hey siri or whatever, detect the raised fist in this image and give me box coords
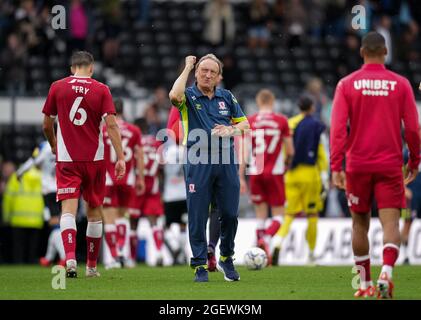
[185,56,197,70]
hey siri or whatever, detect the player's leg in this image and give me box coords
[306,213,318,264]
[128,213,140,266]
[304,174,321,264]
[375,170,404,299]
[103,206,121,269]
[264,175,286,263]
[128,193,142,265]
[60,198,79,277]
[146,213,164,266]
[115,207,129,261]
[85,205,103,277]
[56,162,83,277]
[347,171,375,297]
[40,193,64,266]
[207,198,220,271]
[249,175,267,244]
[103,186,120,266]
[377,208,400,299]
[400,215,412,265]
[164,200,188,265]
[143,193,165,266]
[351,211,375,297]
[272,172,300,265]
[82,160,107,277]
[401,187,415,264]
[214,163,240,281]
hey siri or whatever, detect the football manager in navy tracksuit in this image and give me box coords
[169,54,249,282]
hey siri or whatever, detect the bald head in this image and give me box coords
[361,31,387,59]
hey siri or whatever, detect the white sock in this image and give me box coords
[272,215,283,224]
[87,221,103,238]
[360,280,373,290]
[51,228,65,260]
[45,230,57,261]
[60,213,76,232]
[272,234,284,249]
[381,265,393,279]
[256,218,265,229]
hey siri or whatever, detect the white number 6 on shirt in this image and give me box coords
[69,97,87,126]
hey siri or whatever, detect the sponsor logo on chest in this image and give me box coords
[218,101,229,116]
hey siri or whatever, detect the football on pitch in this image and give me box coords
[244,247,268,270]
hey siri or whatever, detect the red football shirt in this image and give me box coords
[330,63,420,172]
[104,118,142,186]
[248,111,290,175]
[42,75,116,162]
[142,134,162,178]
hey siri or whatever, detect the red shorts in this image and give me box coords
[128,176,163,217]
[104,184,135,208]
[56,161,106,208]
[129,194,164,217]
[346,170,404,213]
[249,174,285,206]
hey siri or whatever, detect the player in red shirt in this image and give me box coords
[330,32,420,299]
[240,89,294,264]
[42,51,125,278]
[130,118,165,266]
[103,99,145,269]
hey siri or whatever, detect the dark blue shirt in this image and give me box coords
[175,84,246,150]
[291,115,325,169]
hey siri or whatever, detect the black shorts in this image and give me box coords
[43,193,61,217]
[164,200,187,227]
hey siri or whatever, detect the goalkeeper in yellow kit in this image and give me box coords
[272,96,328,265]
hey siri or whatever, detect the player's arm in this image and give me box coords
[402,79,420,185]
[135,137,145,195]
[283,136,294,168]
[16,145,45,179]
[330,80,349,189]
[105,114,125,179]
[42,115,56,155]
[281,118,294,168]
[169,56,196,108]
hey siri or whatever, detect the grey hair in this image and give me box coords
[195,53,223,75]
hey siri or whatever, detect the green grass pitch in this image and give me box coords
[0,265,420,300]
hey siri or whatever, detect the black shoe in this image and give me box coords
[272,247,280,266]
[66,268,77,278]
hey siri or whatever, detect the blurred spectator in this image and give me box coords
[323,0,347,38]
[304,77,329,123]
[2,166,44,264]
[338,32,362,77]
[0,161,15,201]
[0,33,27,95]
[144,87,172,135]
[137,0,150,26]
[15,0,40,54]
[408,0,421,27]
[285,0,308,48]
[271,0,285,34]
[307,0,325,38]
[101,0,122,67]
[247,0,271,49]
[396,22,420,62]
[67,0,89,55]
[375,15,393,65]
[203,0,236,48]
[221,54,241,90]
[0,1,15,43]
